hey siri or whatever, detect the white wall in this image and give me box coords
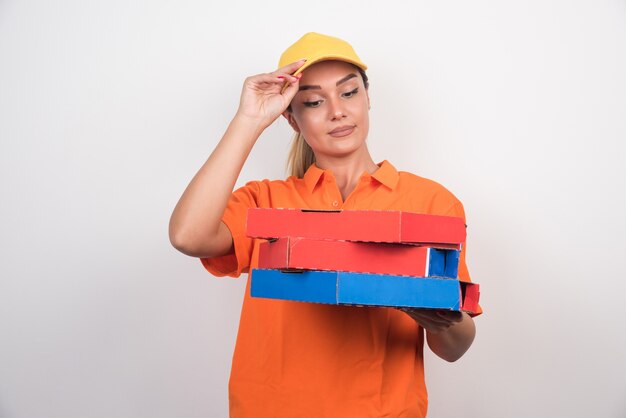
[1,0,625,417]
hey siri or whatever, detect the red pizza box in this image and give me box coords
[460,282,480,313]
[246,209,466,247]
[258,237,459,278]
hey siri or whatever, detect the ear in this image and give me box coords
[282,110,301,133]
[366,89,371,110]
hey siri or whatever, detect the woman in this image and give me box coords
[170,32,478,418]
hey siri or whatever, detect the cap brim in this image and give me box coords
[291,55,367,76]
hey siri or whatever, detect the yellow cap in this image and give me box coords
[278,32,367,76]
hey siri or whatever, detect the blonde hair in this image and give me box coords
[287,132,316,178]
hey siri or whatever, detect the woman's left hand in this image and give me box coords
[397,308,464,334]
[398,308,475,362]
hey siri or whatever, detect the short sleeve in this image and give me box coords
[200,181,262,278]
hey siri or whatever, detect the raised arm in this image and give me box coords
[169,60,305,258]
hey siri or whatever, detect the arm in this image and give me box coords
[169,60,305,258]
[400,309,476,362]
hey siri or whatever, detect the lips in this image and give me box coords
[328,125,355,137]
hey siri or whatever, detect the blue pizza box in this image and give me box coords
[250,269,466,310]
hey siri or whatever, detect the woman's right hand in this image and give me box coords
[235,59,306,129]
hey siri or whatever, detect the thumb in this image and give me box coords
[280,75,301,102]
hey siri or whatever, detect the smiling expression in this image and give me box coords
[284,60,370,160]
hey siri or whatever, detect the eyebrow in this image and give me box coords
[298,73,358,91]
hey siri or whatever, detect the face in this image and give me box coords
[283,60,370,161]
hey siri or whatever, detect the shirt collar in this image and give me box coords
[303,163,326,193]
[302,160,399,193]
[371,160,399,190]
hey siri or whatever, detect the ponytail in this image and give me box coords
[287,132,315,178]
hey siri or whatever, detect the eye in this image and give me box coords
[342,87,359,98]
[303,100,323,108]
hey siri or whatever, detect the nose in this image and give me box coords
[328,97,346,121]
[331,110,346,121]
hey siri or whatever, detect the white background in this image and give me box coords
[1,0,625,417]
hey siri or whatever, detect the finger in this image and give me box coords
[403,307,449,320]
[418,316,453,328]
[244,73,289,92]
[246,59,305,87]
[402,309,463,334]
[436,310,463,323]
[274,72,300,83]
[244,70,298,94]
[401,309,452,327]
[280,72,302,96]
[276,58,307,76]
[410,315,452,334]
[426,324,453,334]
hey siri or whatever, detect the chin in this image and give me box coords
[320,144,367,159]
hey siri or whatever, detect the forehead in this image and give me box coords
[298,60,361,86]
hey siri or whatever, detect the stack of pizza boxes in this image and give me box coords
[247,209,480,313]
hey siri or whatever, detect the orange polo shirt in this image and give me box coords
[202,161,476,418]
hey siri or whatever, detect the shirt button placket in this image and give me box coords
[324,176,342,209]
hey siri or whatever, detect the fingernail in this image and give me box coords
[277,76,285,79]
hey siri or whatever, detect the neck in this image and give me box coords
[314,147,378,200]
